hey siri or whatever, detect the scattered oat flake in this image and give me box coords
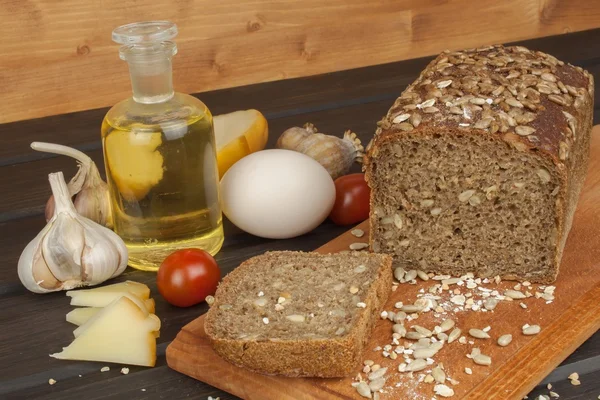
[121,367,130,375]
[523,325,541,335]
[351,229,365,238]
[356,380,371,398]
[101,366,110,372]
[48,378,56,385]
[349,242,369,250]
[465,367,472,375]
[568,372,579,380]
[570,379,581,386]
[434,384,455,397]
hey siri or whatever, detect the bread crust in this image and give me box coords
[364,45,594,284]
[205,251,393,377]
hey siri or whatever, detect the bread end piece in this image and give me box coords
[364,45,594,284]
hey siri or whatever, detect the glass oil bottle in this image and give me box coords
[102,21,223,271]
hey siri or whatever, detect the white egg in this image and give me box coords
[220,149,336,239]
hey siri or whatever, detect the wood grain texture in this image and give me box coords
[166,127,600,399]
[2,30,599,166]
[2,0,600,123]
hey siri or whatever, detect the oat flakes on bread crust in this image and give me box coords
[364,45,594,283]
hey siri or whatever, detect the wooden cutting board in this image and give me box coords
[166,126,600,400]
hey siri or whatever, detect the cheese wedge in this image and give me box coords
[51,296,160,367]
[72,293,151,337]
[67,281,150,307]
[66,298,155,326]
[214,109,269,178]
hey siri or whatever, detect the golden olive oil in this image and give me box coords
[102,97,223,271]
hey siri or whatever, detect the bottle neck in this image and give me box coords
[127,56,174,104]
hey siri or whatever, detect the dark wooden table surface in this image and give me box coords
[1,30,599,400]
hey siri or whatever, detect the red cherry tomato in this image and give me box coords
[329,173,370,225]
[157,249,221,307]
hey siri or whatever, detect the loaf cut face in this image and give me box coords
[204,251,392,377]
[365,45,594,284]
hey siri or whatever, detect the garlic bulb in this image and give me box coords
[18,172,128,294]
[31,142,112,228]
[276,123,364,180]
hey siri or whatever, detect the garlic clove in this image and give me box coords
[78,217,127,283]
[31,240,62,291]
[18,224,57,293]
[97,224,128,279]
[42,213,86,283]
[73,179,113,228]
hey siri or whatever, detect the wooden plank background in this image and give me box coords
[1,0,600,123]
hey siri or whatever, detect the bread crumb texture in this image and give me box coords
[205,251,392,377]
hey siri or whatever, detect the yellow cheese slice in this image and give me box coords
[73,293,150,337]
[66,281,150,307]
[51,296,160,367]
[65,307,96,326]
[214,109,268,178]
[66,298,155,326]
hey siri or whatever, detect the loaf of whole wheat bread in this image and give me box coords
[204,251,392,377]
[364,45,594,284]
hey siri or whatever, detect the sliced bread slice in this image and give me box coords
[204,250,392,377]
